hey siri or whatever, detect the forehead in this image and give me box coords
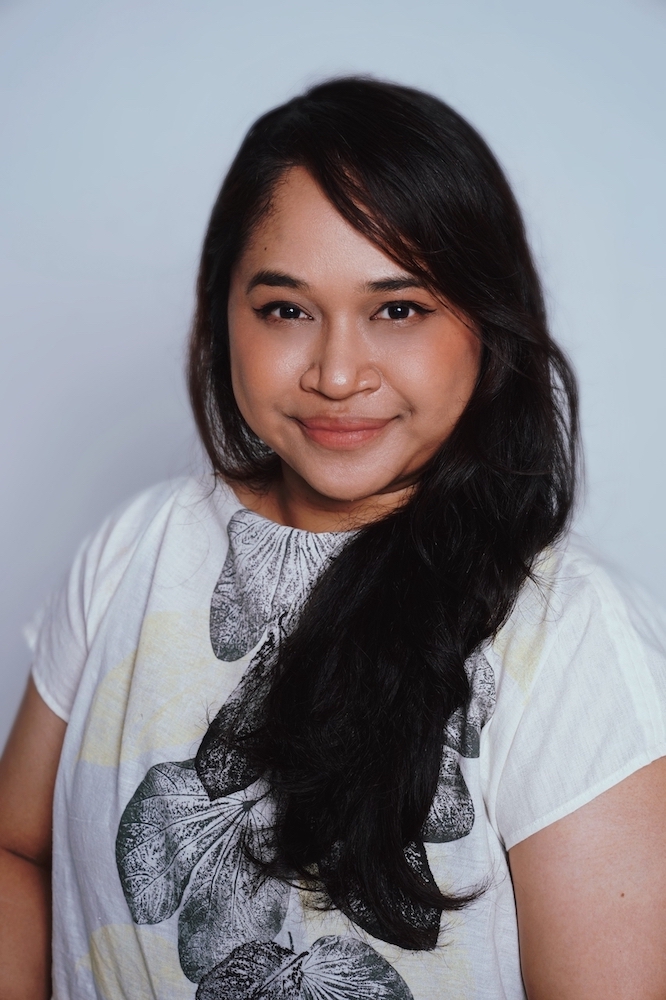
[236,166,409,286]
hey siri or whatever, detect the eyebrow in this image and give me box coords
[364,276,427,293]
[246,270,308,293]
[246,269,427,295]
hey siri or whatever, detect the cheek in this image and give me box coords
[393,331,481,425]
[229,324,303,427]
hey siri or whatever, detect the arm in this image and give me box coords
[509,756,666,1000]
[0,678,67,1000]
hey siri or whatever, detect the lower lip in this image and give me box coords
[296,421,391,450]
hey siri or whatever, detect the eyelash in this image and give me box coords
[254,302,313,321]
[373,301,435,321]
[253,300,435,322]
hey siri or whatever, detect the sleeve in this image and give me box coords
[24,478,186,723]
[489,551,666,851]
[24,520,113,723]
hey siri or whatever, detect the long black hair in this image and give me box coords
[189,77,579,950]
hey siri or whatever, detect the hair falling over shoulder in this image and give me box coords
[188,77,579,950]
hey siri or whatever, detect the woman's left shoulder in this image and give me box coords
[489,532,666,692]
[484,533,666,850]
[541,532,666,662]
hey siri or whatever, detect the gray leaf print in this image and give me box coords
[210,509,348,661]
[421,746,475,843]
[116,760,222,925]
[115,762,289,983]
[196,935,414,1000]
[177,783,288,982]
[422,649,495,843]
[196,628,279,800]
[444,649,496,758]
[197,940,291,1000]
[320,840,440,949]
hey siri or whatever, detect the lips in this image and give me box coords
[295,416,393,450]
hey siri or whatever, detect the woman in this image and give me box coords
[1,77,665,1000]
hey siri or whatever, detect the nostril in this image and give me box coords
[301,361,381,400]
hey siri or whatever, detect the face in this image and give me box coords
[227,167,481,523]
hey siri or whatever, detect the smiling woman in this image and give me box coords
[2,77,666,1000]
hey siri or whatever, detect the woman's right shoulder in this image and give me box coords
[26,475,242,721]
[77,474,241,580]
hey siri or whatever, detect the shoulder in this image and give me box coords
[488,532,666,699]
[77,474,240,583]
[26,476,243,721]
[484,533,666,848]
[27,475,242,654]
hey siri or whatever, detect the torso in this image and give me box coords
[33,477,666,999]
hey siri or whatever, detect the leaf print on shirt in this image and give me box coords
[421,649,496,844]
[444,649,496,759]
[115,761,289,982]
[196,629,279,800]
[210,509,349,661]
[421,746,475,843]
[320,839,441,950]
[116,511,497,987]
[196,935,414,1000]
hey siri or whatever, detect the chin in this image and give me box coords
[299,469,400,506]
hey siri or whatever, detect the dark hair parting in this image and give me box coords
[188,76,579,950]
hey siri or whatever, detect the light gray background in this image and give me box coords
[1,0,665,747]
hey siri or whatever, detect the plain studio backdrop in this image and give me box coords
[1,0,665,747]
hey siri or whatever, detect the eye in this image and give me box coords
[254,301,312,321]
[372,301,434,322]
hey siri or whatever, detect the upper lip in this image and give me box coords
[295,416,393,431]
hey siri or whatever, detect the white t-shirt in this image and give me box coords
[27,476,666,1000]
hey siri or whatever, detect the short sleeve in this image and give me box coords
[25,529,102,722]
[24,478,188,723]
[488,546,666,850]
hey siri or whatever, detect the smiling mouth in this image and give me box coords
[295,416,394,450]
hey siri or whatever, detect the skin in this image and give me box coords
[2,166,665,999]
[0,679,65,999]
[511,759,666,998]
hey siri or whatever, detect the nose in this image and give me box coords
[299,319,381,399]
